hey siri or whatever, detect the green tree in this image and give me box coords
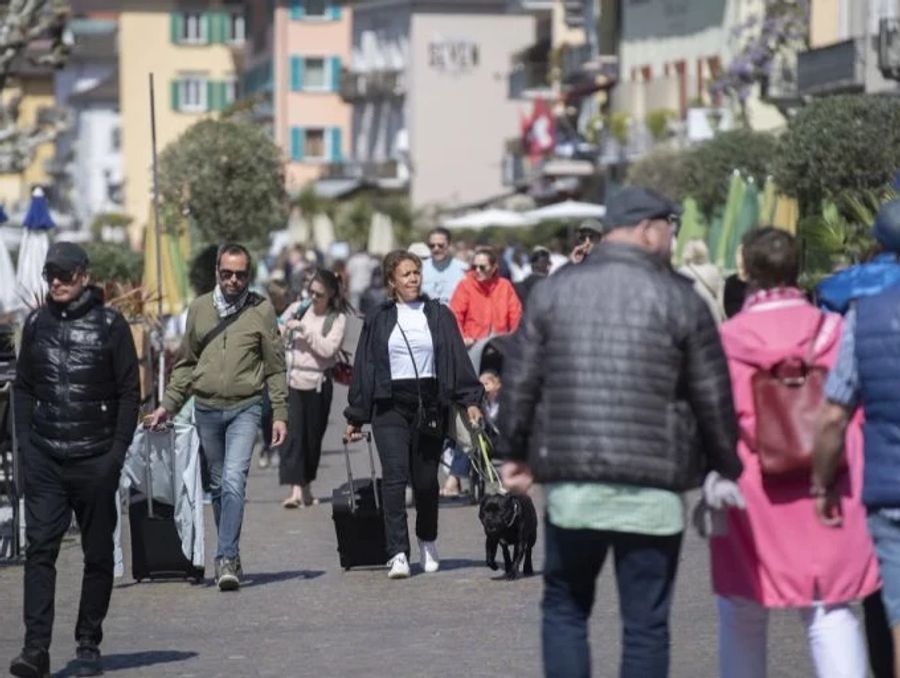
[774,95,900,217]
[84,242,143,284]
[158,119,288,249]
[626,148,693,203]
[683,128,778,217]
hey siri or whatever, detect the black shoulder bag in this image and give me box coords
[196,292,263,358]
[396,322,443,439]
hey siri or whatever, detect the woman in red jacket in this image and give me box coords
[449,246,522,346]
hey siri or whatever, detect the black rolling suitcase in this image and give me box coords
[332,432,387,570]
[129,425,204,583]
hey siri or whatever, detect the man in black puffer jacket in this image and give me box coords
[498,188,742,678]
[10,243,140,678]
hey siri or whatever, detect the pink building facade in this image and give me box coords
[245,0,352,192]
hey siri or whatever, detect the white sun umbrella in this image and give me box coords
[16,187,55,306]
[367,212,395,256]
[0,236,16,313]
[525,200,606,222]
[442,208,538,230]
[287,206,311,245]
[312,212,335,253]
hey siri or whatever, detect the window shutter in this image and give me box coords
[210,11,225,43]
[206,80,216,111]
[329,56,342,91]
[290,56,304,91]
[329,127,343,162]
[329,2,342,20]
[170,12,183,43]
[171,80,180,111]
[291,127,305,161]
[221,81,231,108]
[201,12,211,44]
[290,0,304,20]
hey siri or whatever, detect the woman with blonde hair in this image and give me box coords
[678,239,725,324]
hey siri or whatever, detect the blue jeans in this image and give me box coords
[194,401,262,560]
[542,518,682,678]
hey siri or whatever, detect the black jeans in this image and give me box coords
[542,518,683,678]
[22,445,121,650]
[280,380,333,486]
[371,379,443,558]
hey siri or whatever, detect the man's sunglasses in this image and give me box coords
[428,241,447,250]
[219,269,249,282]
[42,266,78,284]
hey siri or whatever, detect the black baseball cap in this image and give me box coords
[44,241,89,272]
[604,187,682,231]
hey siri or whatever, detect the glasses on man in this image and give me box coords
[42,266,78,284]
[428,241,447,250]
[219,269,249,282]
[667,213,681,235]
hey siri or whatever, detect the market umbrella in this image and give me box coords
[772,195,799,234]
[142,209,190,316]
[443,208,537,230]
[0,236,15,313]
[673,197,707,265]
[725,177,760,271]
[312,213,335,253]
[524,200,606,222]
[758,176,777,226]
[367,212,395,256]
[15,187,55,306]
[714,171,745,269]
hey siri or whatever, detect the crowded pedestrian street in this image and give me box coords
[1,383,820,678]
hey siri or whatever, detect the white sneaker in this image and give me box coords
[419,539,440,573]
[387,553,410,579]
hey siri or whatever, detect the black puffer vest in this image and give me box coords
[26,286,119,459]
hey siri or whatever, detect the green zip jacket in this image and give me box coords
[162,292,288,421]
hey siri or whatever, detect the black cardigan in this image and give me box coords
[344,297,484,426]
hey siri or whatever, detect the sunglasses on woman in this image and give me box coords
[474,264,492,273]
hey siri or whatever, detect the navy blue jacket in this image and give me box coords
[856,286,900,507]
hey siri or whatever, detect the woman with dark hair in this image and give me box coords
[345,250,483,579]
[710,228,878,677]
[279,269,349,508]
[450,246,522,347]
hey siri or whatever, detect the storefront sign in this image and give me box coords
[428,37,479,73]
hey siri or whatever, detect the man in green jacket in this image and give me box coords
[149,243,288,591]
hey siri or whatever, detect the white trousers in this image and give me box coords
[717,596,867,678]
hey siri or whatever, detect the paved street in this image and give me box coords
[1,385,824,677]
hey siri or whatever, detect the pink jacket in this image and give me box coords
[710,289,880,607]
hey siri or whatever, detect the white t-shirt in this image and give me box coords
[388,301,435,379]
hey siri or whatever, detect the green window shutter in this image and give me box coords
[201,13,211,44]
[220,81,231,108]
[170,12,183,43]
[329,127,342,162]
[291,127,305,161]
[171,80,180,111]
[329,56,341,91]
[329,2,342,20]
[209,11,223,43]
[290,0,304,20]
[206,80,215,111]
[290,56,304,91]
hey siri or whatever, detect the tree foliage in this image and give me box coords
[158,119,288,249]
[774,96,900,217]
[683,128,778,217]
[625,149,693,203]
[84,242,143,284]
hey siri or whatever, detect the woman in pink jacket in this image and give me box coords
[712,228,880,678]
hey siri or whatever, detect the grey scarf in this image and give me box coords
[212,284,250,318]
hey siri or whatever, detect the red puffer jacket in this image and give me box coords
[449,272,522,342]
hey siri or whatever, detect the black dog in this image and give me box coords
[478,493,537,579]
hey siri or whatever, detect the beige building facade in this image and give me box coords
[119,0,244,244]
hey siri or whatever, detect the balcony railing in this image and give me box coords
[339,69,405,102]
[321,159,401,181]
[508,61,550,99]
[797,38,865,96]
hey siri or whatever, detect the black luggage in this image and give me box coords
[129,425,204,583]
[332,432,387,570]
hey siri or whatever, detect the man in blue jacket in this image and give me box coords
[814,198,900,678]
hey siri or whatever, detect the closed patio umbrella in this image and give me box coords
[15,187,55,306]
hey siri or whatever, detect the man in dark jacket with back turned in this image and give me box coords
[498,187,742,678]
[10,243,140,678]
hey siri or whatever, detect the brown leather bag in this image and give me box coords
[751,313,828,477]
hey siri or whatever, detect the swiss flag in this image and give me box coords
[521,98,556,159]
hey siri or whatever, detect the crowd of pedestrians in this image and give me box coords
[10,188,900,678]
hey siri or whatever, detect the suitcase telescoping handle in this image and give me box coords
[141,420,175,519]
[341,431,380,513]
